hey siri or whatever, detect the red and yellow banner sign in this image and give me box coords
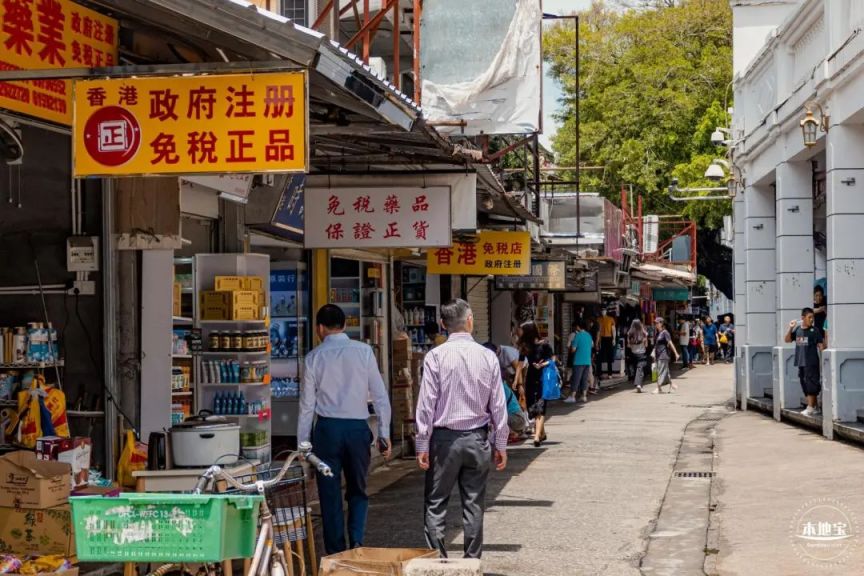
[73,72,308,177]
[0,0,118,124]
[427,231,531,275]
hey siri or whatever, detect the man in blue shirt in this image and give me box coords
[702,316,719,366]
[299,304,392,554]
[564,320,594,403]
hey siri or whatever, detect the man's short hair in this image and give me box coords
[814,285,824,296]
[655,317,665,326]
[802,307,815,316]
[316,304,346,329]
[482,342,498,354]
[441,299,472,332]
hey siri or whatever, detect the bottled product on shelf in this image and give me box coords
[271,376,300,399]
[201,360,269,384]
[206,330,268,352]
[212,392,269,416]
[0,323,60,365]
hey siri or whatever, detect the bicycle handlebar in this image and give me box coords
[194,443,332,494]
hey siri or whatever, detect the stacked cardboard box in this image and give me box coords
[392,368,414,424]
[200,276,267,320]
[0,451,75,557]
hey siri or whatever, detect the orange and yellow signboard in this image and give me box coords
[427,231,531,276]
[0,0,118,125]
[73,72,308,177]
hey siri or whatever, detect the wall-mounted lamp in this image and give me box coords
[800,101,829,148]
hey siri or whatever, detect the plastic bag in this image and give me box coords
[4,374,69,448]
[541,363,561,401]
[117,429,148,488]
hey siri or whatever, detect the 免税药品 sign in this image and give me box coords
[73,72,307,176]
[304,186,451,249]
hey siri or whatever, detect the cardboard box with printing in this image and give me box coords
[0,504,75,556]
[0,451,71,509]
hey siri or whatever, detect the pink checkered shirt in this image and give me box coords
[415,333,509,453]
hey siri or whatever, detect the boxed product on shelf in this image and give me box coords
[214,276,246,291]
[173,282,182,316]
[242,277,264,291]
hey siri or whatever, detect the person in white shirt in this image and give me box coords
[678,317,691,369]
[299,304,392,555]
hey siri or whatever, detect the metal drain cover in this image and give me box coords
[675,471,716,478]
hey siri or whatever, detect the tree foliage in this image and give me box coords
[544,0,733,227]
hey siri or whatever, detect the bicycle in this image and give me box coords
[72,443,332,576]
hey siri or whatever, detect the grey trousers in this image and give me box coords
[424,428,491,559]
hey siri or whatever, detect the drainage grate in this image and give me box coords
[675,471,716,479]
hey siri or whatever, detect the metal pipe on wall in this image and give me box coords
[102,179,118,479]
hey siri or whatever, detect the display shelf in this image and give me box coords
[171,390,193,396]
[172,354,193,359]
[200,350,269,357]
[68,410,104,417]
[172,316,194,324]
[200,382,269,387]
[273,397,299,403]
[0,400,16,406]
[271,356,300,361]
[0,360,64,369]
[199,319,268,326]
[221,414,271,421]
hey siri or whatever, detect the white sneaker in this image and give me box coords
[801,407,815,416]
[563,395,577,404]
[636,385,643,393]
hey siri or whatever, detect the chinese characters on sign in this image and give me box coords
[73,72,308,176]
[304,186,450,248]
[0,0,118,124]
[494,260,567,290]
[426,231,530,276]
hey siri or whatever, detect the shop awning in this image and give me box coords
[86,0,419,131]
[69,0,535,224]
[631,262,697,286]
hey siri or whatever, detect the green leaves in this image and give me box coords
[544,0,732,226]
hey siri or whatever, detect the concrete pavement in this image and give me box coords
[363,363,733,575]
[712,410,864,575]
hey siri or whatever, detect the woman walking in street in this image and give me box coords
[627,319,649,393]
[652,318,679,394]
[518,322,555,447]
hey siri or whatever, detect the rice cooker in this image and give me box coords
[170,414,240,467]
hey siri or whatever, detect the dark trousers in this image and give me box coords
[424,428,491,559]
[313,417,373,555]
[600,337,615,375]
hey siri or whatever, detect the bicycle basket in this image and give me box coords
[224,459,309,547]
[70,493,262,562]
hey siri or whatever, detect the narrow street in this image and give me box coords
[364,365,734,575]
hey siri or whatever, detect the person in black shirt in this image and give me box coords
[813,285,827,337]
[784,307,825,417]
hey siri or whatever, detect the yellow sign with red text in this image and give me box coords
[427,231,531,275]
[73,72,308,176]
[0,0,118,124]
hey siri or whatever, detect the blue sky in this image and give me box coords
[541,0,594,149]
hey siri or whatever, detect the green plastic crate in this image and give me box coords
[70,493,263,562]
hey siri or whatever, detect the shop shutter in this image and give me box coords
[468,278,491,343]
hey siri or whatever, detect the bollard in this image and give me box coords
[404,557,482,576]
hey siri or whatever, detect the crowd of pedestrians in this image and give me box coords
[297,299,742,561]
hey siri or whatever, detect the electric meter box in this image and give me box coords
[67,236,100,272]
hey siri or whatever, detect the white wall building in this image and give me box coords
[732,0,864,440]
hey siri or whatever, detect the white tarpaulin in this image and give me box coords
[420,0,542,136]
